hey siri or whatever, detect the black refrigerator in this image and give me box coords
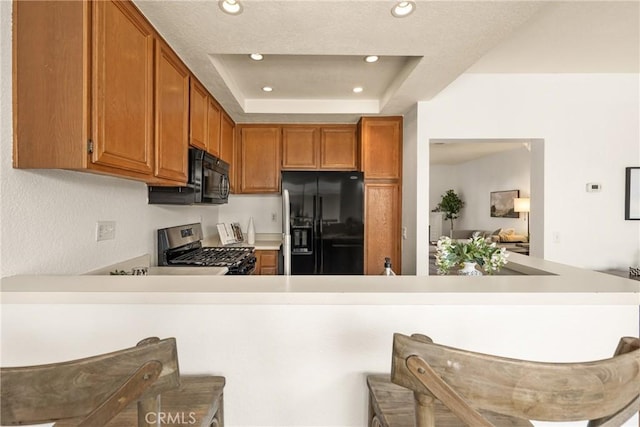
[282,171,364,275]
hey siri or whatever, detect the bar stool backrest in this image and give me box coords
[391,333,640,427]
[1,337,180,426]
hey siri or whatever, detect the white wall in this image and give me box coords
[429,164,460,212]
[416,73,640,274]
[401,106,418,274]
[431,145,531,235]
[2,302,638,427]
[217,194,283,235]
[0,2,221,276]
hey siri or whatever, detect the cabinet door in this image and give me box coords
[13,1,88,170]
[365,183,401,275]
[320,126,358,170]
[239,126,281,193]
[207,98,222,157]
[154,39,189,183]
[92,0,154,175]
[255,250,278,275]
[282,127,318,169]
[220,111,236,192]
[360,117,402,180]
[261,252,278,275]
[189,78,208,150]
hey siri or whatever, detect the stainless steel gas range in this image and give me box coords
[157,223,256,275]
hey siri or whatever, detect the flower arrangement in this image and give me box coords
[435,232,508,275]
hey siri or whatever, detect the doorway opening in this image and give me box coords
[428,138,544,273]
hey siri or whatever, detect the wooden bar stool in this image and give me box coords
[1,337,225,427]
[368,333,640,427]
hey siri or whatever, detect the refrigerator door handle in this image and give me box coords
[318,196,323,274]
[312,195,318,274]
[282,189,291,276]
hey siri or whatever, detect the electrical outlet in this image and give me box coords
[96,221,116,241]
[552,232,560,244]
[271,212,277,222]
[402,226,408,240]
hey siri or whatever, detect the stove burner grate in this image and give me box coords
[170,246,253,267]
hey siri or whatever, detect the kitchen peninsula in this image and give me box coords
[2,255,639,427]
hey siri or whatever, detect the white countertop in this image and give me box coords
[2,252,639,305]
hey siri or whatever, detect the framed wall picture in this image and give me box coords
[490,190,519,218]
[625,167,640,220]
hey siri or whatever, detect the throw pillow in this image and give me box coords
[500,234,526,242]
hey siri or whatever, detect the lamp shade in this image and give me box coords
[513,197,530,213]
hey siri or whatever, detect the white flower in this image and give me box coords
[434,232,508,275]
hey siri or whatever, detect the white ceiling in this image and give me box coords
[133,1,639,124]
[430,140,529,165]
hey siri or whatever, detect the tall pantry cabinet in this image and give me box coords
[359,116,403,275]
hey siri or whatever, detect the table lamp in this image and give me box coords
[514,197,530,240]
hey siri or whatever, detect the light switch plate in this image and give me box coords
[586,183,601,192]
[96,221,116,241]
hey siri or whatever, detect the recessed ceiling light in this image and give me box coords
[250,53,264,61]
[262,86,273,92]
[219,0,242,15]
[391,1,415,18]
[353,87,363,93]
[364,55,379,63]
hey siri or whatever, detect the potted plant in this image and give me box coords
[433,189,464,237]
[435,232,508,275]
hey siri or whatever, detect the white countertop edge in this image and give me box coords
[2,273,638,305]
[4,253,639,306]
[1,291,637,305]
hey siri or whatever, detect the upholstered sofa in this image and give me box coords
[449,228,528,243]
[449,229,492,240]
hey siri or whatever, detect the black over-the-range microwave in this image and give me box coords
[148,148,230,205]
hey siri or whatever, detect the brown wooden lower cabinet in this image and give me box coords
[254,250,278,275]
[364,183,401,275]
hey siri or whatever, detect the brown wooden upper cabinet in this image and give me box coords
[189,78,208,151]
[238,125,281,193]
[282,126,319,170]
[190,77,230,161]
[320,126,358,170]
[154,39,190,183]
[281,125,358,170]
[207,98,222,157]
[13,0,158,181]
[93,0,156,176]
[359,117,402,180]
[219,111,236,192]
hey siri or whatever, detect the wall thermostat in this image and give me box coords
[586,183,601,192]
